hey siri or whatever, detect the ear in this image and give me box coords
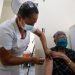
[17,16,23,26]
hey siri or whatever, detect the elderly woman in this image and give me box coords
[50,31,75,75]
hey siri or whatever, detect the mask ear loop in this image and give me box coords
[54,39,60,51]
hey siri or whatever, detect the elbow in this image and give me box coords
[1,57,15,66]
[39,32,44,38]
[2,60,13,66]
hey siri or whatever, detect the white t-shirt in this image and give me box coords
[0,17,36,75]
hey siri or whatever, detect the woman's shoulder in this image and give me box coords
[0,18,17,39]
[0,18,16,32]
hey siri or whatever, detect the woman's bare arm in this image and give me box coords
[0,47,44,66]
[44,58,53,75]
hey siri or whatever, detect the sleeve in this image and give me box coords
[68,49,75,62]
[0,29,13,50]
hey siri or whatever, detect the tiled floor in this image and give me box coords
[20,66,35,75]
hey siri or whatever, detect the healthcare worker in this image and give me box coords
[0,1,51,75]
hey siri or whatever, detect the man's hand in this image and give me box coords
[51,51,75,73]
[52,51,67,60]
[32,57,44,65]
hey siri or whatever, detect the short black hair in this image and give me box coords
[17,1,39,18]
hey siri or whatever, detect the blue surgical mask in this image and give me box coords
[24,24,34,32]
[56,38,68,49]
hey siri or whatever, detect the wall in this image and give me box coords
[0,0,14,23]
[0,0,4,19]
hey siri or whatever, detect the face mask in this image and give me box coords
[23,24,34,32]
[55,38,68,49]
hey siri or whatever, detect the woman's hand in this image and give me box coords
[31,57,45,65]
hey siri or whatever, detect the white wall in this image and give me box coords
[0,0,14,23]
[0,0,4,19]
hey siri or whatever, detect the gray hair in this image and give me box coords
[53,31,66,38]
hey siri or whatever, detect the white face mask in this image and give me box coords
[24,24,34,32]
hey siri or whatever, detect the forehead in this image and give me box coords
[31,14,38,19]
[25,14,38,22]
[54,34,66,39]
